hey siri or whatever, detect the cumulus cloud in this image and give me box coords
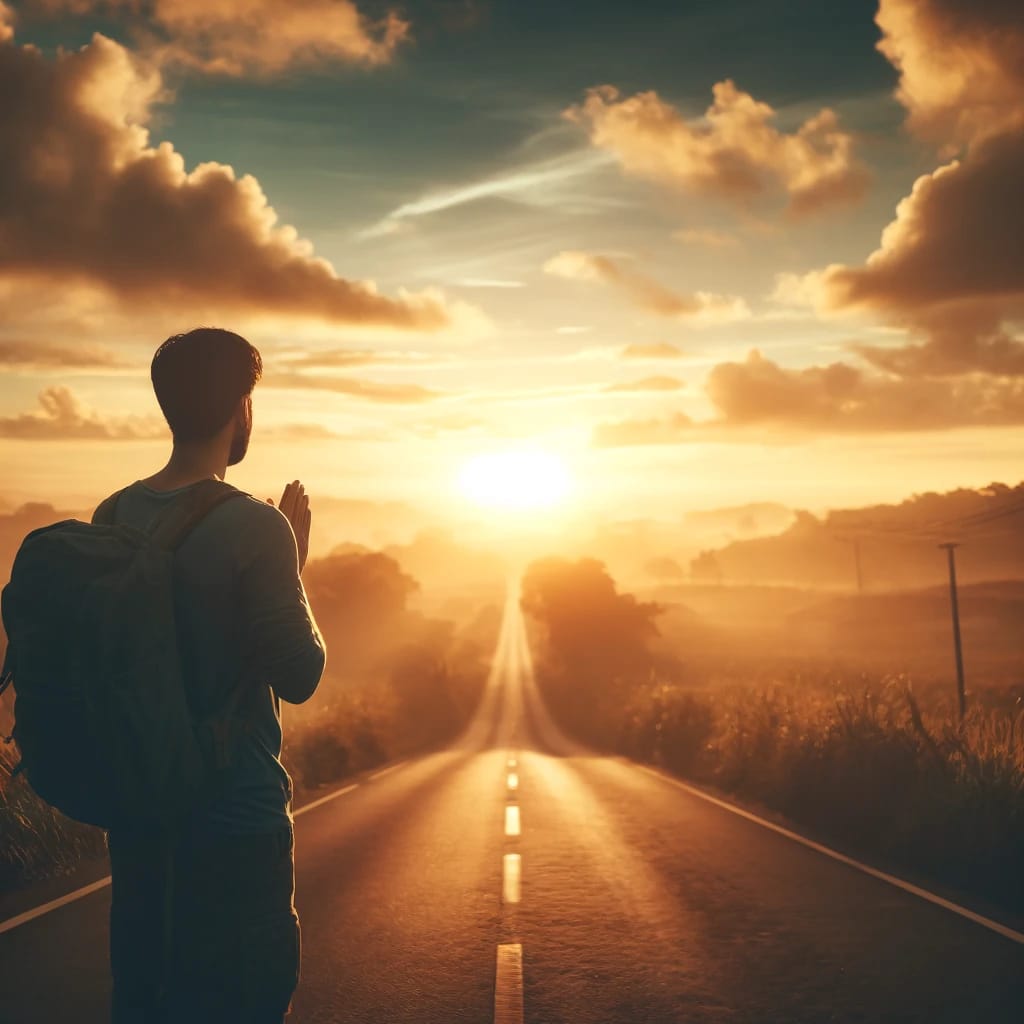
[592,349,1024,446]
[0,386,167,440]
[568,81,870,216]
[876,0,1024,147]
[262,372,444,404]
[606,376,684,393]
[0,338,137,370]
[813,1,1024,376]
[620,341,685,360]
[0,32,454,329]
[20,0,408,76]
[544,251,750,323]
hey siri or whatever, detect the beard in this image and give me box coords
[227,405,252,466]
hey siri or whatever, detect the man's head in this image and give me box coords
[151,327,262,465]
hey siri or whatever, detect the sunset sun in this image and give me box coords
[457,451,571,511]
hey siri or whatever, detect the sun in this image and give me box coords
[458,450,571,511]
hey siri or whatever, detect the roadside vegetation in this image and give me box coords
[522,556,1024,917]
[0,549,497,892]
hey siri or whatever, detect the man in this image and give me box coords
[101,327,326,1023]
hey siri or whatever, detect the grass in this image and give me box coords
[539,664,1024,916]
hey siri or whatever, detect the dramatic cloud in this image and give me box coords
[0,386,167,440]
[544,251,749,323]
[606,376,684,393]
[0,33,454,329]
[262,372,443,404]
[593,349,1024,445]
[21,0,408,76]
[813,1,1024,376]
[620,342,685,360]
[876,0,1024,147]
[823,133,1024,319]
[0,339,136,370]
[568,81,870,216]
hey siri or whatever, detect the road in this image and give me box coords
[1,582,1022,1022]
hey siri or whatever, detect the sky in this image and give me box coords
[1,0,1023,528]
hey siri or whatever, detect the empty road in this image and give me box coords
[1,582,1022,1022]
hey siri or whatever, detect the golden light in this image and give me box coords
[457,450,571,511]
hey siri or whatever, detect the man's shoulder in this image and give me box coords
[214,487,290,535]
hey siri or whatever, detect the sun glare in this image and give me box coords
[458,451,571,511]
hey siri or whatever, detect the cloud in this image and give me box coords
[363,149,613,236]
[812,3,1024,376]
[20,0,409,76]
[272,348,445,370]
[261,372,444,404]
[592,412,694,447]
[620,341,684,360]
[0,33,456,330]
[673,227,740,249]
[568,81,870,216]
[0,338,137,370]
[544,250,750,323]
[256,422,346,441]
[606,376,684,393]
[593,349,1024,445]
[875,0,1024,147]
[0,386,167,440]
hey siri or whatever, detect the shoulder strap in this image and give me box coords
[149,480,246,551]
[92,488,128,526]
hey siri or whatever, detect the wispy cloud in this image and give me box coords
[262,371,444,403]
[361,149,614,236]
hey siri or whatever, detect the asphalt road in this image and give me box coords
[1,584,1022,1022]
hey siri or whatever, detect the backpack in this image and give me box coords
[0,479,247,832]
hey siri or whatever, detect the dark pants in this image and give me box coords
[108,826,300,1024]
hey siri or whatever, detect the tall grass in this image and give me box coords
[545,666,1024,915]
[0,741,107,891]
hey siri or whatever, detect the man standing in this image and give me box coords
[99,327,326,1022]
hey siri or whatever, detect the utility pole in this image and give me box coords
[835,536,864,592]
[939,542,966,723]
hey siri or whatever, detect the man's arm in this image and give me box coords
[238,502,326,704]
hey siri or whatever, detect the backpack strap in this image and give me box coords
[148,479,246,551]
[92,488,128,526]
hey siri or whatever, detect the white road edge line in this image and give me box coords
[635,763,1024,946]
[494,942,524,1024]
[0,877,112,936]
[0,779,365,935]
[369,761,407,781]
[293,781,360,818]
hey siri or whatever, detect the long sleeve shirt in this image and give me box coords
[103,480,326,834]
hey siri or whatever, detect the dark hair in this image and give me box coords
[151,328,262,443]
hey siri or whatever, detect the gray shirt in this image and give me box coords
[103,480,326,834]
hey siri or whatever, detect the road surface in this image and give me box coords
[1,582,1022,1022]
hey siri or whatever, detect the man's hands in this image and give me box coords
[268,480,311,572]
